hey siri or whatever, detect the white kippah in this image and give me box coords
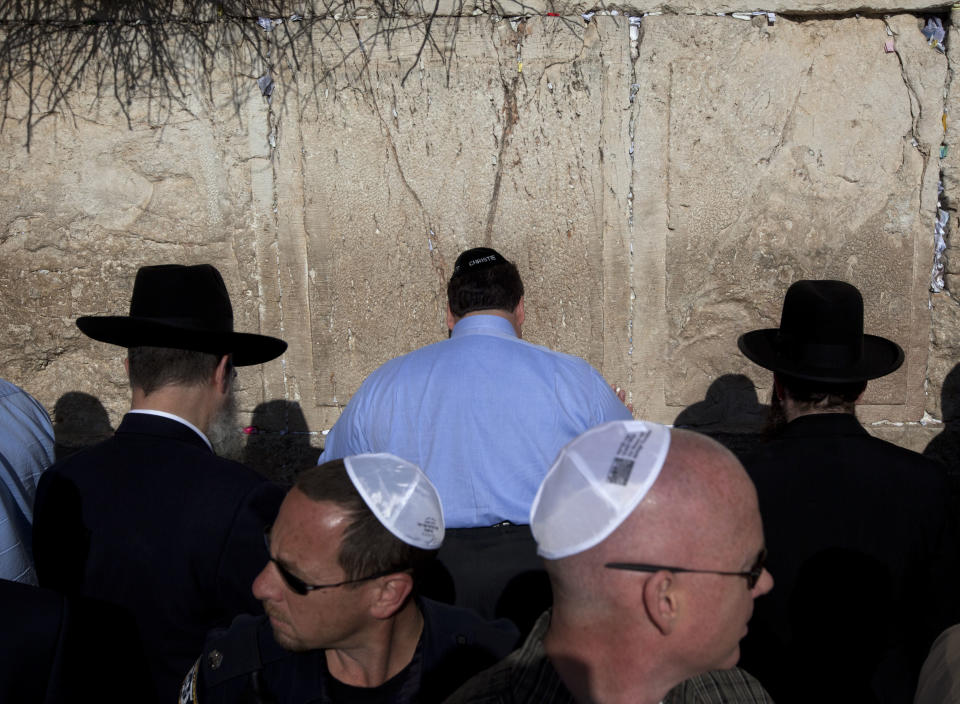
[343,453,445,550]
[530,420,671,559]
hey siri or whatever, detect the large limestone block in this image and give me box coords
[0,37,284,430]
[940,9,960,295]
[272,16,633,431]
[630,13,945,425]
[433,1,948,17]
[22,0,944,22]
[243,2,951,19]
[20,0,944,22]
[0,9,952,460]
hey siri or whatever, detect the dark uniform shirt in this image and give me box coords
[181,597,520,704]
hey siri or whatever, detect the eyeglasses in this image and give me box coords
[263,530,402,596]
[605,549,768,590]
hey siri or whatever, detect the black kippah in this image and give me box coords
[451,247,506,277]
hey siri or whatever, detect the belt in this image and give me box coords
[445,523,532,538]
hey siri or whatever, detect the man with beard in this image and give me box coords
[735,279,959,703]
[32,264,287,703]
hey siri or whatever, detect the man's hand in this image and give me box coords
[611,384,635,416]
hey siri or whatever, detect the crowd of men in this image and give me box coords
[0,250,957,703]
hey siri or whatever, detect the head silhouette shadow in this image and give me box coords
[242,400,320,485]
[53,392,114,461]
[924,362,960,499]
[673,374,770,459]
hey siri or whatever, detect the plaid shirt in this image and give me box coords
[444,612,774,704]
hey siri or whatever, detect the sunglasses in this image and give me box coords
[605,549,768,590]
[263,529,401,596]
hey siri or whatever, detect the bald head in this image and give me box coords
[616,429,758,563]
[548,429,762,607]
[541,427,771,699]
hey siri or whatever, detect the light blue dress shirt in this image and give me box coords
[0,379,55,583]
[319,315,633,528]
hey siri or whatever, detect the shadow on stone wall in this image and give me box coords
[242,399,320,485]
[52,391,113,461]
[924,362,960,509]
[49,392,322,482]
[673,373,771,460]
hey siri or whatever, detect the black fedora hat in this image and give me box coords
[737,280,904,383]
[76,264,287,366]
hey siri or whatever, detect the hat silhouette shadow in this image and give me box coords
[52,392,114,461]
[674,374,769,432]
[242,400,320,485]
[673,374,770,458]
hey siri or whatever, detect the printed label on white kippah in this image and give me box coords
[418,516,441,541]
[606,429,651,485]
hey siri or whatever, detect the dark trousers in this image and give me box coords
[420,524,551,637]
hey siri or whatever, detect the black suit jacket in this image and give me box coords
[739,413,959,704]
[0,578,155,703]
[32,413,284,703]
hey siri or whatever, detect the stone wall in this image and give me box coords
[1,2,957,479]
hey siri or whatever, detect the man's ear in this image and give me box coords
[446,304,457,332]
[772,373,785,401]
[124,357,130,375]
[643,571,679,636]
[370,572,414,620]
[213,355,231,393]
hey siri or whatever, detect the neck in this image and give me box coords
[458,309,522,337]
[781,398,855,423]
[544,608,677,704]
[325,600,424,688]
[130,385,218,434]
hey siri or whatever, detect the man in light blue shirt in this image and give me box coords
[0,378,55,584]
[319,248,632,625]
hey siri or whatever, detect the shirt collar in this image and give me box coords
[126,409,213,451]
[450,314,518,340]
[782,412,867,438]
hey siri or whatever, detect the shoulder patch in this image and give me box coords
[201,614,266,687]
[180,657,199,704]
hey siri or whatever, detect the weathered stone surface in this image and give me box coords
[630,13,945,424]
[7,1,948,22]
[272,16,628,431]
[244,2,953,20]
[426,1,948,17]
[868,422,941,454]
[0,9,954,465]
[0,39,284,438]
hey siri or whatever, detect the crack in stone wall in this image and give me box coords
[1,8,958,468]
